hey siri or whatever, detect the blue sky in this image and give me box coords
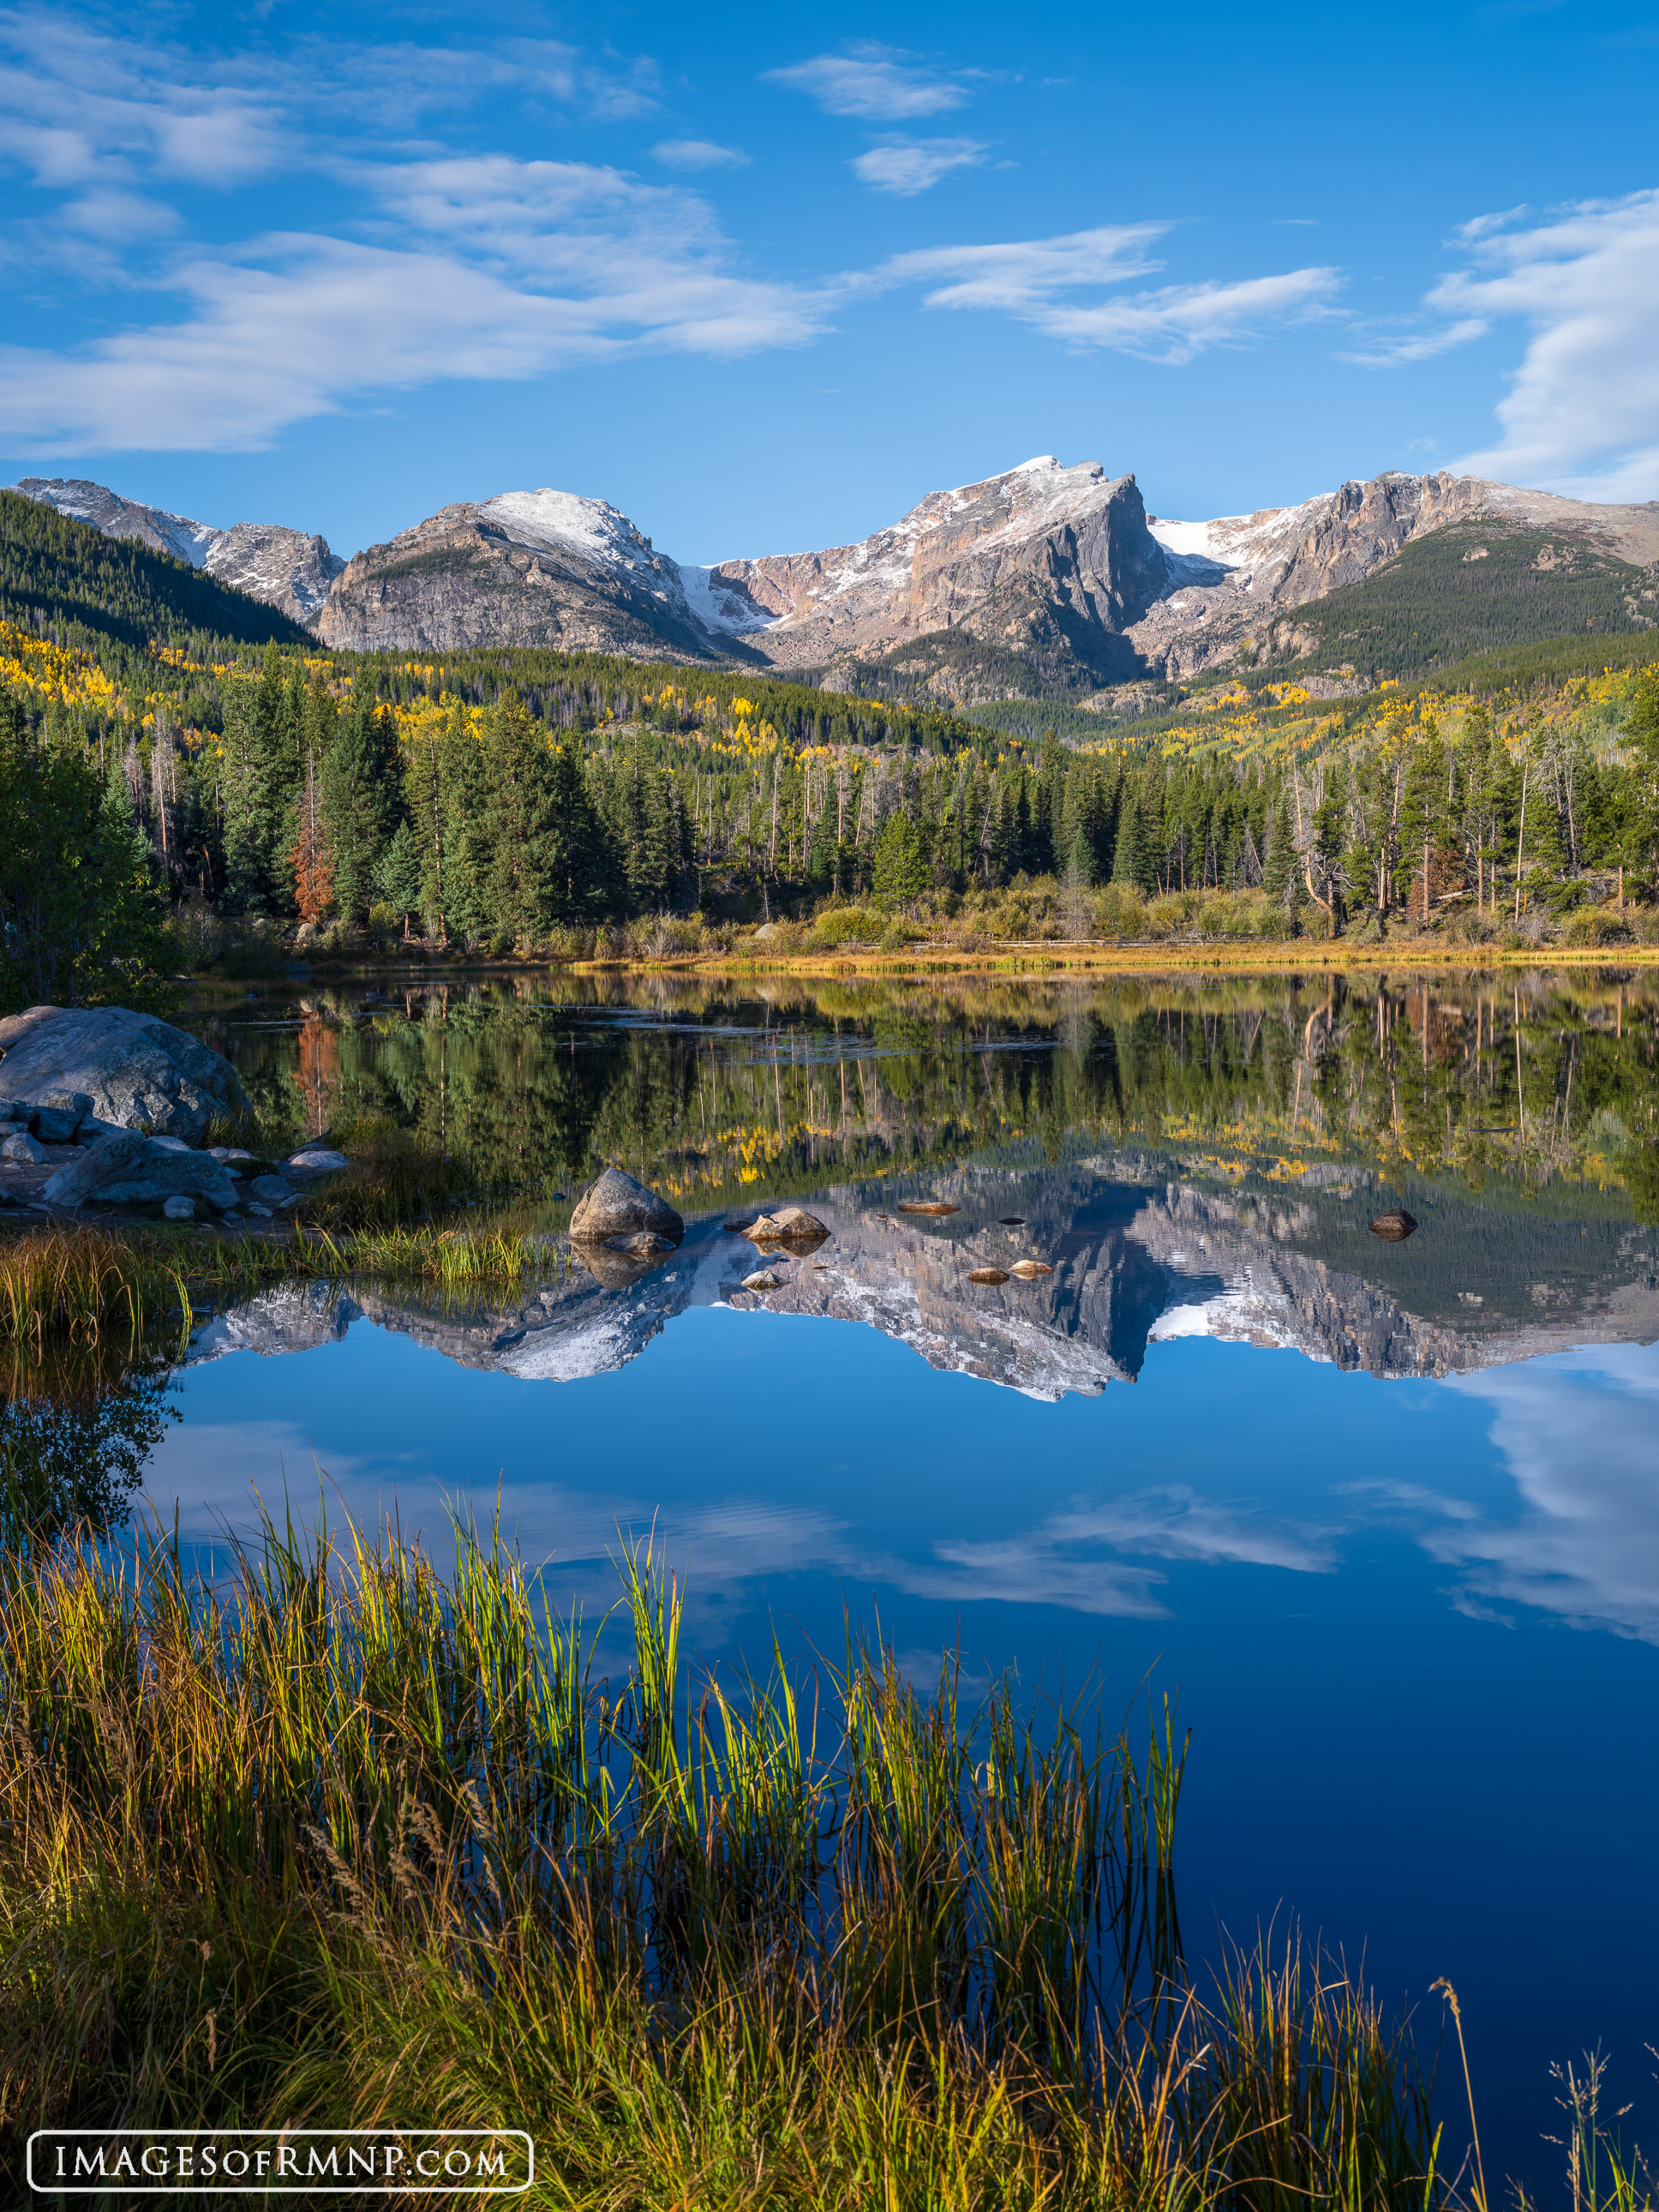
[2,0,1656,562]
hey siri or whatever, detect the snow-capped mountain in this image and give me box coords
[9,477,344,624]
[16,459,1659,690]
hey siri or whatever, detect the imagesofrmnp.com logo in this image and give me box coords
[27,2129,533,2194]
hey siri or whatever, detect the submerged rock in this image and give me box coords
[897,1200,959,1217]
[606,1230,675,1256]
[570,1166,683,1247]
[1369,1209,1419,1242]
[0,1004,248,1142]
[741,1270,782,1292]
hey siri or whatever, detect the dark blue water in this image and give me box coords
[144,972,1659,2190]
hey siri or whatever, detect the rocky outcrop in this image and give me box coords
[41,1130,241,1213]
[201,523,344,621]
[0,1005,249,1142]
[315,495,724,661]
[9,479,344,625]
[569,1166,684,1247]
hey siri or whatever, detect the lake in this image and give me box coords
[36,968,1659,2189]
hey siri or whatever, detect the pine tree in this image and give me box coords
[1262,788,1297,908]
[374,820,422,936]
[872,808,929,908]
[1111,784,1154,895]
[323,697,402,924]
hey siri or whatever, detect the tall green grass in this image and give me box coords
[0,1504,1472,2209]
[0,1221,554,1350]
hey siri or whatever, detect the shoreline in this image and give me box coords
[184,938,1659,992]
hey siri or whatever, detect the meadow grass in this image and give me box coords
[0,1502,1482,2209]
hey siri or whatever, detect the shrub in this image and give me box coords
[806,906,877,949]
[1564,906,1633,946]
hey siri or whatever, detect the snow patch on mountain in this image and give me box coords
[677,563,779,637]
[477,488,659,572]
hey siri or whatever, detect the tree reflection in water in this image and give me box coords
[0,1340,177,1538]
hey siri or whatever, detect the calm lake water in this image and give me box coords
[43,969,1659,2184]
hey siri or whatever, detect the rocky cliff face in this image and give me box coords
[9,477,344,625]
[314,490,732,661]
[710,458,1170,686]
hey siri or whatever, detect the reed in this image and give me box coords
[0,1504,1462,2209]
[0,1220,549,1349]
[0,1223,171,1346]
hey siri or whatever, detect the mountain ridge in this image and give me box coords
[13,459,1659,695]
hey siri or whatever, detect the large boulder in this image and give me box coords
[569,1166,683,1247]
[42,1130,241,1213]
[0,1005,249,1142]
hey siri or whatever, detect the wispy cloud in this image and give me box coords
[870,227,1340,363]
[1339,315,1488,367]
[652,139,751,171]
[851,137,987,195]
[0,168,829,452]
[764,41,973,121]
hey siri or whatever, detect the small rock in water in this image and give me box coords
[1369,1208,1418,1242]
[897,1200,959,1217]
[571,1166,683,1247]
[606,1230,674,1256]
[162,1194,195,1220]
[746,1205,828,1244]
[1009,1261,1053,1280]
[967,1267,1009,1286]
[998,1215,1026,1226]
[741,1270,782,1292]
[1,1130,48,1164]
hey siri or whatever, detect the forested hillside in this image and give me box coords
[0,489,309,661]
[1267,520,1658,679]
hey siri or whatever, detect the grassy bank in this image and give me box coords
[0,1221,555,1346]
[0,1507,1481,2210]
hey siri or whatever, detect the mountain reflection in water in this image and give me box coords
[11,968,1659,2185]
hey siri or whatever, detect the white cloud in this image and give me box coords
[870,227,1340,363]
[1429,191,1659,498]
[851,137,987,195]
[764,42,973,120]
[1434,1345,1659,1640]
[0,213,827,453]
[653,139,751,171]
[1339,317,1488,369]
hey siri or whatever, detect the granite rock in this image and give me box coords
[0,1005,248,1142]
[569,1167,683,1246]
